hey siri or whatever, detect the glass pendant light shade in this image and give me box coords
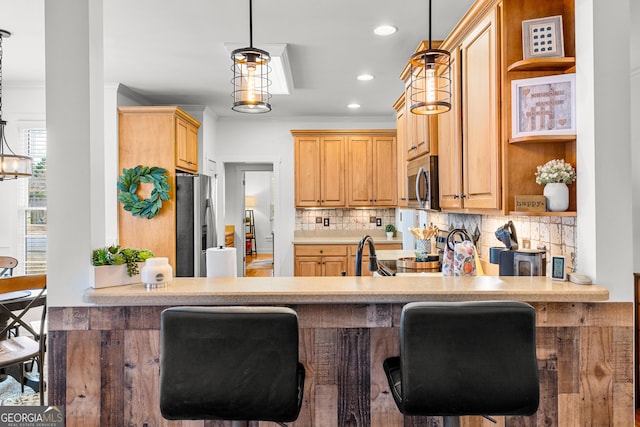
[409,48,451,114]
[231,47,272,113]
[231,0,272,114]
[408,0,452,115]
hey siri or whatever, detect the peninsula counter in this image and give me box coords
[48,276,632,426]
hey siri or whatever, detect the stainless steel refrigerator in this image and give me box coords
[176,174,216,277]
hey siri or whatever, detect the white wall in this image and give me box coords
[0,84,45,266]
[631,0,640,272]
[245,171,273,254]
[215,116,395,276]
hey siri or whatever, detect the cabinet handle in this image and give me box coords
[453,194,459,199]
[320,250,323,254]
[460,194,467,199]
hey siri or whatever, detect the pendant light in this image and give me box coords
[0,29,32,181]
[409,0,451,115]
[231,0,272,113]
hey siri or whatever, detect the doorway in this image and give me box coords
[223,162,274,277]
[244,170,274,277]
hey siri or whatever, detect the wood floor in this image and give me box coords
[245,253,273,277]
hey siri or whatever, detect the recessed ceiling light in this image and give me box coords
[348,103,361,109]
[357,74,375,81]
[373,25,397,36]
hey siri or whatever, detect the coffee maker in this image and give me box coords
[489,221,546,276]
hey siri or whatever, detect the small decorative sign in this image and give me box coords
[512,73,576,138]
[522,15,564,59]
[515,195,547,212]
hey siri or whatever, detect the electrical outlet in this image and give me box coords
[315,217,322,224]
[323,218,329,226]
[522,238,531,249]
[369,216,376,223]
[376,218,382,227]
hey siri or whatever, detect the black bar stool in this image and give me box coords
[383,301,539,426]
[160,306,305,427]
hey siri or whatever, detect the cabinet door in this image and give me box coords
[320,136,345,207]
[323,257,347,276]
[461,9,500,209]
[347,136,373,206]
[295,137,321,207]
[176,117,198,173]
[396,105,408,207]
[438,47,463,209]
[372,136,397,206]
[295,256,322,276]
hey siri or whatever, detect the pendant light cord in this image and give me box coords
[249,0,254,48]
[428,0,432,50]
[0,31,4,122]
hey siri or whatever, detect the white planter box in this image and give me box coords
[90,263,144,288]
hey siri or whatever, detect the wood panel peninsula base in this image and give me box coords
[48,277,631,426]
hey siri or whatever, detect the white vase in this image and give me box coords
[544,183,569,212]
[386,232,394,240]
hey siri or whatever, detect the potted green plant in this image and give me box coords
[385,224,396,240]
[91,245,154,288]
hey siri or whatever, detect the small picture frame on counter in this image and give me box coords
[551,255,567,281]
[522,15,564,59]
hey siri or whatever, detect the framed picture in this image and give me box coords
[522,15,564,59]
[551,255,567,281]
[511,73,576,138]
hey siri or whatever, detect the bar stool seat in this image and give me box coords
[383,301,539,425]
[160,306,305,426]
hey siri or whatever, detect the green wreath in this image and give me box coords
[117,165,170,219]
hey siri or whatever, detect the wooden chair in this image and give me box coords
[0,256,18,278]
[0,274,47,405]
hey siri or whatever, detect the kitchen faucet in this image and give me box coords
[355,235,394,276]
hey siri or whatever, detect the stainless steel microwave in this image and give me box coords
[407,155,439,210]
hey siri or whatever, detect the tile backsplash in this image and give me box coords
[426,211,577,271]
[296,208,578,271]
[296,209,396,231]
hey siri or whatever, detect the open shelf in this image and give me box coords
[509,135,576,144]
[509,210,576,217]
[507,57,576,72]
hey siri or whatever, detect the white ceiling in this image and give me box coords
[0,0,475,119]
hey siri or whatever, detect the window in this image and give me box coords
[17,128,47,275]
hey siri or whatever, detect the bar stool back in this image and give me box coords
[160,306,305,426]
[383,301,539,426]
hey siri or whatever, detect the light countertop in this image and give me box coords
[83,275,609,306]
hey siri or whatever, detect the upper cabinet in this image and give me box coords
[294,134,346,207]
[394,94,409,207]
[347,134,397,207]
[292,129,397,208]
[175,116,199,173]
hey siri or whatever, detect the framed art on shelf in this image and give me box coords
[522,15,564,59]
[512,73,576,138]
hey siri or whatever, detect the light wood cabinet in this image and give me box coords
[118,106,201,270]
[438,7,501,211]
[294,245,348,277]
[347,135,397,207]
[175,116,199,173]
[294,134,345,207]
[460,8,500,210]
[394,95,409,207]
[292,130,396,208]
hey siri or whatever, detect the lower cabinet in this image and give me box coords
[294,243,402,276]
[294,245,348,277]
